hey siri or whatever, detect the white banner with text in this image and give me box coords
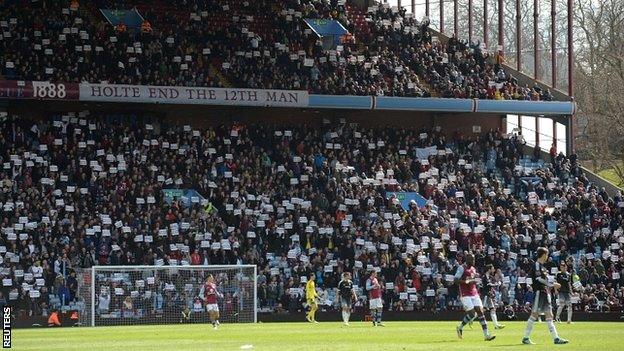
[78,84,309,107]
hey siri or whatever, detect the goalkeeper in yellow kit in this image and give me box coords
[305,273,319,323]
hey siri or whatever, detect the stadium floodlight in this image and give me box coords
[77,265,257,327]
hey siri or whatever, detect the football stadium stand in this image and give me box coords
[1,0,553,99]
[0,0,620,328]
[0,111,622,320]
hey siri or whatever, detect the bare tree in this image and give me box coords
[573,0,624,183]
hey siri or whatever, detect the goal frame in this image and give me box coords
[88,265,257,327]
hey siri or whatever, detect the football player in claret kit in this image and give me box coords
[455,253,496,341]
[201,274,223,329]
[482,264,505,329]
[366,270,384,327]
[522,247,569,345]
[555,261,574,323]
[338,272,357,326]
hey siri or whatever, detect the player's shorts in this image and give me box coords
[483,295,497,309]
[341,297,353,309]
[460,295,483,311]
[557,292,571,305]
[369,297,383,310]
[206,303,219,312]
[307,298,317,307]
[532,291,552,314]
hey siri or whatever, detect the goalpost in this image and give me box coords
[77,265,257,327]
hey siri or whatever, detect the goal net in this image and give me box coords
[79,265,256,327]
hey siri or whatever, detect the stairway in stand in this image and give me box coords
[417,77,440,97]
[345,3,372,43]
[209,63,232,88]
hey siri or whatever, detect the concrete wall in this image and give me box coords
[582,167,622,195]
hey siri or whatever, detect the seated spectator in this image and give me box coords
[141,20,152,34]
[123,296,134,317]
[48,309,61,327]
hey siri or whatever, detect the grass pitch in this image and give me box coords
[598,165,624,189]
[13,321,624,351]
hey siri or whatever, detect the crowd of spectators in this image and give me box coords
[1,0,555,100]
[1,110,622,320]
